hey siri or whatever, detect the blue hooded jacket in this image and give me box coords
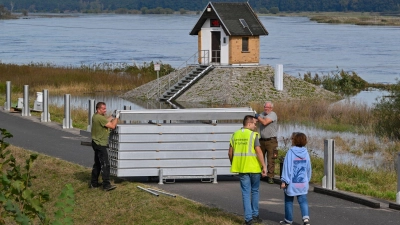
[281,146,312,196]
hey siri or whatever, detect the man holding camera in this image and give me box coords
[256,101,278,184]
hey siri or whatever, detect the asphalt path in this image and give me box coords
[1,108,399,225]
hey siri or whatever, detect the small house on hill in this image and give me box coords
[190,2,268,66]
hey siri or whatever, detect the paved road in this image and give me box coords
[1,108,399,225]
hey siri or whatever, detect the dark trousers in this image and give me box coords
[260,139,278,179]
[91,141,111,187]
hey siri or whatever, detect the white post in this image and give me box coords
[40,89,51,122]
[21,85,31,116]
[4,81,11,111]
[87,99,95,131]
[274,64,284,91]
[322,139,335,190]
[396,153,400,204]
[62,94,73,129]
[154,63,160,99]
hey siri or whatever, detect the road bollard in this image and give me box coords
[322,139,335,190]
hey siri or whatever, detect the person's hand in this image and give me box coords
[280,182,287,189]
[115,110,120,119]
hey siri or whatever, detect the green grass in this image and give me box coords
[1,146,243,225]
[275,149,397,201]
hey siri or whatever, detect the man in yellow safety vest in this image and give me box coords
[229,115,267,225]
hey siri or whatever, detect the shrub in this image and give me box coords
[269,7,279,14]
[373,79,400,140]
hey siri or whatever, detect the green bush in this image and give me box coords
[0,128,75,225]
[373,79,400,140]
[269,7,279,14]
[301,68,368,96]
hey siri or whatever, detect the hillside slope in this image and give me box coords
[121,66,340,105]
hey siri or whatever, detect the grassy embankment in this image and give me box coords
[1,146,243,225]
[0,63,398,203]
[265,11,400,26]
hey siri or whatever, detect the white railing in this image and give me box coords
[145,50,209,100]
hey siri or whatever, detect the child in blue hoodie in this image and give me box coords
[280,132,311,225]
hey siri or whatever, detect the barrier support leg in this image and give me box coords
[158,169,164,185]
[212,168,218,184]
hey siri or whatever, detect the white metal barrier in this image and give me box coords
[108,108,255,184]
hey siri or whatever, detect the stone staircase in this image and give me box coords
[159,65,214,102]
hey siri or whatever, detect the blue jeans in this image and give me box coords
[239,173,261,222]
[283,192,310,223]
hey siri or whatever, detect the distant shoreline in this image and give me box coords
[3,11,400,26]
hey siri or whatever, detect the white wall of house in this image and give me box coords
[201,19,229,65]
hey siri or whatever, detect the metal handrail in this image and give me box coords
[145,50,209,100]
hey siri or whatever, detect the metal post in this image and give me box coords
[212,168,218,184]
[41,89,51,122]
[158,169,164,185]
[62,94,73,129]
[397,153,400,204]
[157,70,160,99]
[274,64,284,91]
[4,81,11,111]
[22,85,31,116]
[123,105,131,124]
[87,99,95,131]
[322,139,335,190]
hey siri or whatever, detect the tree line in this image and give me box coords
[0,0,399,14]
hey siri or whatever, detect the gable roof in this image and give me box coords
[190,2,268,36]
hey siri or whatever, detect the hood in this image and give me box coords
[290,146,308,159]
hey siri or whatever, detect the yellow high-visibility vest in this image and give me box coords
[230,128,261,173]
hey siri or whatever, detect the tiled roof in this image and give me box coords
[190,2,268,36]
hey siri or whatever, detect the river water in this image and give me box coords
[1,14,398,170]
[1,14,399,84]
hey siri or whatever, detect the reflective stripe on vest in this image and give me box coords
[233,131,257,157]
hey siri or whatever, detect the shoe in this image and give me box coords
[279,221,291,225]
[268,177,274,184]
[303,219,310,225]
[89,182,102,188]
[103,185,117,191]
[243,219,254,225]
[252,215,262,223]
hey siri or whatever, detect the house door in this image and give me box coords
[211,32,221,63]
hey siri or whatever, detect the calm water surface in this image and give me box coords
[1,14,399,84]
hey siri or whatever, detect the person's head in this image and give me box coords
[292,132,307,147]
[243,115,257,131]
[96,102,107,115]
[264,101,273,114]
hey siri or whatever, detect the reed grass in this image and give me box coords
[0,62,169,95]
[2,146,243,225]
[251,99,376,134]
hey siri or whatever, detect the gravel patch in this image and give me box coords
[121,65,340,106]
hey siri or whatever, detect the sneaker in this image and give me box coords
[243,219,254,225]
[279,221,291,225]
[268,177,274,184]
[303,219,310,225]
[89,182,102,189]
[103,185,117,191]
[252,215,262,223]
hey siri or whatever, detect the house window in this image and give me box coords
[242,37,249,52]
[210,19,220,27]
